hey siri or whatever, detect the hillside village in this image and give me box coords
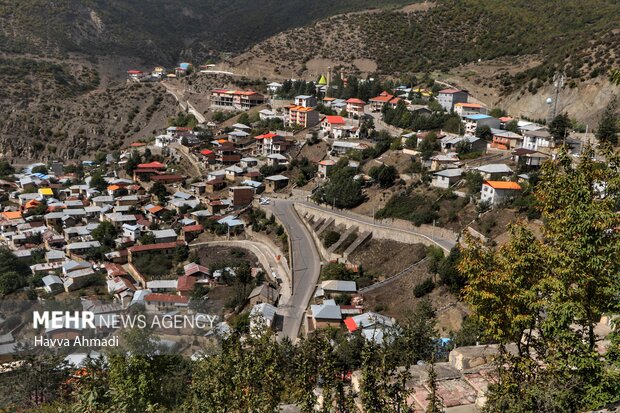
[0,59,617,412]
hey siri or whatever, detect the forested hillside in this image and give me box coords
[0,0,416,63]
[237,0,620,91]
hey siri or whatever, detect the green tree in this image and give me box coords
[323,230,341,248]
[0,160,15,177]
[139,232,156,245]
[0,247,31,295]
[464,171,483,193]
[418,133,439,160]
[609,68,620,85]
[91,221,118,247]
[150,181,169,202]
[596,99,619,145]
[369,164,397,188]
[90,172,107,192]
[475,125,492,141]
[314,162,364,209]
[548,112,571,142]
[505,119,520,133]
[0,349,70,409]
[426,358,444,413]
[460,146,620,411]
[186,329,284,413]
[442,116,463,134]
[125,150,142,175]
[489,108,507,118]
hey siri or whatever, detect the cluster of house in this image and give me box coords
[306,277,395,343]
[247,272,397,344]
[127,62,195,81]
[385,88,586,205]
[0,153,275,301]
[156,123,298,193]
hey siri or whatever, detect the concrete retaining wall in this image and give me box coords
[294,203,453,251]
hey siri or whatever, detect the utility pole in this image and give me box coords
[548,73,564,123]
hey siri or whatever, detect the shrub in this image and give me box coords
[323,230,341,248]
[413,278,435,298]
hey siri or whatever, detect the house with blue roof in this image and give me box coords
[463,114,500,135]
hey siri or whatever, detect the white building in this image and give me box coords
[481,181,522,205]
[431,168,463,189]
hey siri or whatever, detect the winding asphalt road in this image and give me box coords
[269,199,321,341]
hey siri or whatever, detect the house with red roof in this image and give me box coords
[127,240,186,262]
[150,174,184,184]
[437,89,469,112]
[137,161,166,170]
[181,224,204,242]
[210,89,266,111]
[127,70,144,80]
[133,168,161,182]
[320,115,346,134]
[369,91,401,111]
[199,149,216,164]
[177,276,197,296]
[254,132,292,156]
[285,105,319,128]
[144,293,189,311]
[345,98,366,118]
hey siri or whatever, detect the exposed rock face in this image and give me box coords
[0,57,178,161]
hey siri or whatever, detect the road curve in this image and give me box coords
[268,200,321,341]
[188,240,291,296]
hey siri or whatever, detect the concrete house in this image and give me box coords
[345,98,366,117]
[321,116,346,136]
[474,164,513,180]
[463,114,500,135]
[286,105,319,128]
[321,280,357,295]
[491,129,523,150]
[309,299,342,331]
[432,168,463,189]
[250,303,277,330]
[42,275,64,295]
[265,175,289,192]
[248,283,279,306]
[481,180,522,205]
[151,229,178,244]
[454,102,487,118]
[229,186,254,207]
[266,153,288,166]
[440,135,486,154]
[437,89,469,112]
[318,159,336,178]
[512,148,550,168]
[294,95,317,108]
[210,89,266,111]
[522,129,554,152]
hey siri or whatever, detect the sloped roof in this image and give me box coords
[483,180,522,190]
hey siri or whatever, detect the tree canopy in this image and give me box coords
[459,146,620,411]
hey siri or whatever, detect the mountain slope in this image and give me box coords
[0,0,417,63]
[232,0,620,90]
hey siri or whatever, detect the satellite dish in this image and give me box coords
[546,97,553,105]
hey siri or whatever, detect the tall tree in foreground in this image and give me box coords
[425,358,444,413]
[596,99,619,145]
[460,146,620,412]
